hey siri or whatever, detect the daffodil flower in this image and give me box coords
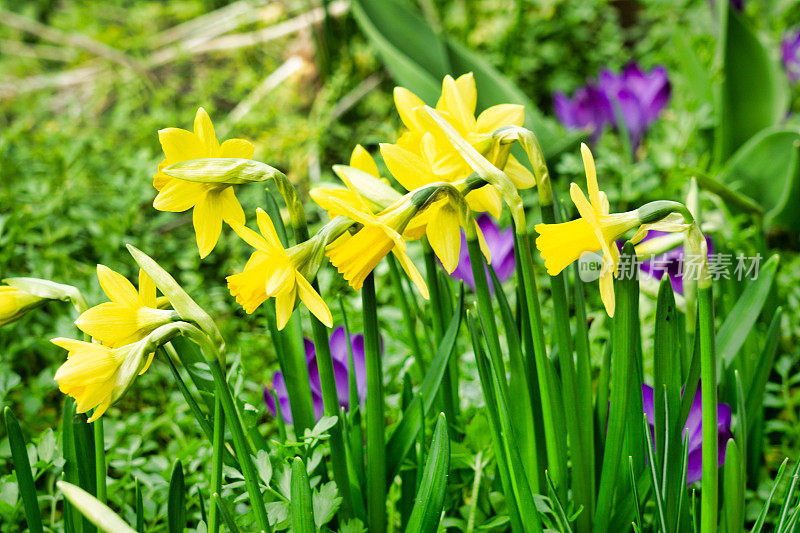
[393,73,535,218]
[75,265,175,374]
[227,209,332,330]
[0,285,44,326]
[52,337,149,422]
[154,108,254,258]
[318,173,429,298]
[535,144,689,317]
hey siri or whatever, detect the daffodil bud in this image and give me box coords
[331,165,401,210]
[0,285,45,326]
[126,244,224,351]
[3,277,88,314]
[57,481,137,533]
[163,158,281,185]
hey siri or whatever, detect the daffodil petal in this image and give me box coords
[194,107,220,156]
[217,186,245,227]
[476,104,525,133]
[350,144,380,177]
[503,154,536,189]
[437,73,477,133]
[427,205,461,273]
[392,248,429,299]
[580,143,602,213]
[97,265,139,306]
[599,270,616,317]
[157,128,204,162]
[229,222,270,253]
[275,282,297,331]
[394,87,427,131]
[153,180,208,212]
[220,138,255,159]
[193,192,224,258]
[466,186,503,219]
[379,143,431,192]
[255,208,285,250]
[138,269,157,309]
[296,274,332,327]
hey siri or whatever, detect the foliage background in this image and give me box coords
[1,0,799,529]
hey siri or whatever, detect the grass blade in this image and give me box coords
[4,407,43,533]
[135,479,144,533]
[751,457,789,533]
[404,413,450,533]
[722,438,743,533]
[213,493,242,533]
[291,458,316,533]
[168,460,186,533]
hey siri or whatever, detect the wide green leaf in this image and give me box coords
[718,9,789,160]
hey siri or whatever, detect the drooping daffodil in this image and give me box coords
[153,107,254,258]
[227,208,332,330]
[0,285,45,326]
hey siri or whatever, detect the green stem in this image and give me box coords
[512,230,566,487]
[92,419,106,504]
[308,297,357,519]
[208,397,224,533]
[208,360,271,532]
[699,286,718,533]
[363,273,386,533]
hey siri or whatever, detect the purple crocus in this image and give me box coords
[782,31,800,83]
[264,327,368,424]
[637,230,713,295]
[642,384,733,484]
[449,214,516,292]
[553,63,671,149]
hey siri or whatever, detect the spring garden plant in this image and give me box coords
[3,64,796,533]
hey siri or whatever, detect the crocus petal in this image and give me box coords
[329,327,349,363]
[97,265,139,307]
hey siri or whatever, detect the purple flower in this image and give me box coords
[642,384,732,484]
[449,214,515,292]
[782,31,800,83]
[637,230,713,295]
[554,63,671,149]
[264,327,368,424]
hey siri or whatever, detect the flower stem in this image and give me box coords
[208,359,271,532]
[92,418,107,504]
[698,285,718,533]
[208,397,224,533]
[362,273,386,533]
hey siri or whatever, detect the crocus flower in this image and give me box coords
[554,64,670,149]
[450,214,515,291]
[636,230,714,295]
[264,327,369,424]
[782,31,800,83]
[642,383,732,484]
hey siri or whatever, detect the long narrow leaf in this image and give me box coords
[4,407,43,533]
[167,460,185,533]
[404,414,450,533]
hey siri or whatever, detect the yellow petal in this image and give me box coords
[475,220,491,262]
[264,260,294,296]
[466,186,503,219]
[580,143,601,213]
[534,218,600,276]
[138,270,157,308]
[193,192,224,258]
[391,247,429,299]
[327,226,393,291]
[255,208,285,249]
[296,274,332,327]
[226,252,269,313]
[476,104,525,133]
[194,107,220,156]
[153,180,208,212]
[97,265,139,307]
[437,73,477,133]
[350,144,380,177]
[218,186,245,226]
[426,204,461,273]
[275,282,297,331]
[394,87,427,131]
[51,337,96,353]
[220,138,255,159]
[503,155,535,189]
[139,352,155,375]
[599,270,616,317]
[230,222,270,253]
[157,128,204,162]
[380,143,433,191]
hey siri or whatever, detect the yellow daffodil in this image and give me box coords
[227,209,332,330]
[380,140,490,273]
[75,265,174,374]
[534,144,641,317]
[0,285,44,326]
[318,174,429,298]
[52,337,149,421]
[393,73,535,218]
[154,108,254,258]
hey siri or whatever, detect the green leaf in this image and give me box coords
[37,428,55,464]
[213,493,242,533]
[752,458,789,533]
[310,415,339,438]
[717,254,779,369]
[723,439,744,533]
[404,413,450,533]
[718,127,800,227]
[255,450,273,487]
[385,285,463,485]
[746,307,782,433]
[719,9,789,160]
[168,460,185,533]
[58,481,136,533]
[312,481,342,529]
[135,479,144,533]
[291,458,316,533]
[4,407,43,533]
